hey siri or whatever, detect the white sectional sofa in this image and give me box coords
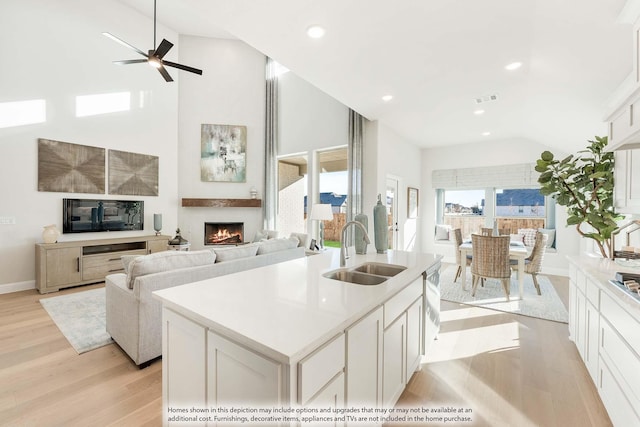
[105,238,305,366]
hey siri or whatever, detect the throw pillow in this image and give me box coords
[434,224,451,241]
[256,237,298,255]
[517,228,537,247]
[289,232,309,248]
[214,243,259,262]
[121,254,141,274]
[538,228,556,248]
[126,250,216,289]
[253,230,267,243]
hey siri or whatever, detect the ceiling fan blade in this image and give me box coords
[163,60,203,75]
[113,59,148,65]
[157,65,174,82]
[154,39,174,59]
[102,32,148,58]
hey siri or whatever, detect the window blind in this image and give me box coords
[432,163,538,189]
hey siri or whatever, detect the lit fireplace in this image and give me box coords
[204,222,244,245]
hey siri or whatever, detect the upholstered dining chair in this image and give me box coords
[453,228,471,283]
[511,231,548,295]
[471,234,511,300]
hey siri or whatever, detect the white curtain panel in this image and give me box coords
[263,57,279,230]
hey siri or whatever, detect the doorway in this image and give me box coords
[386,177,399,250]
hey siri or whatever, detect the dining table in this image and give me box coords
[458,240,529,300]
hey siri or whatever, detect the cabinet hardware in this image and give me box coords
[108,268,125,273]
[76,257,80,272]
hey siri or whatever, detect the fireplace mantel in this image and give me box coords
[181,198,262,208]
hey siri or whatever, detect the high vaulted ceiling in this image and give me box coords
[117,0,633,152]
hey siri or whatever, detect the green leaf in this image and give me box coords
[541,151,554,162]
[567,215,582,225]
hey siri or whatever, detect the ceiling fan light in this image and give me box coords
[148,57,161,69]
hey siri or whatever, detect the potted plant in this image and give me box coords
[535,135,621,258]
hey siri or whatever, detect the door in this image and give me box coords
[386,177,399,250]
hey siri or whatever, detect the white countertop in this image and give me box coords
[153,249,442,364]
[567,255,640,314]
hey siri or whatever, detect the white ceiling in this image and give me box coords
[116,0,633,152]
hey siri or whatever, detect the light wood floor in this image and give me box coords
[0,267,612,427]
[393,264,612,427]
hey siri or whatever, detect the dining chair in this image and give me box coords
[480,228,493,236]
[453,228,471,282]
[471,234,511,300]
[511,231,548,295]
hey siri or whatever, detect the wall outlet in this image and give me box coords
[0,216,16,225]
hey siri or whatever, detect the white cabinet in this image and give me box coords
[305,372,345,423]
[345,307,383,409]
[613,149,640,212]
[568,258,640,426]
[406,298,423,380]
[162,308,207,422]
[208,330,284,407]
[381,277,423,408]
[298,334,345,406]
[382,312,406,408]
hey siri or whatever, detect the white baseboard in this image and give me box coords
[541,267,569,277]
[0,280,36,295]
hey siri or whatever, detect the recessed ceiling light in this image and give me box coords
[482,131,491,136]
[306,25,326,39]
[474,109,485,115]
[382,95,393,102]
[505,62,522,71]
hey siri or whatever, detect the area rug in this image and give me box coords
[439,265,569,323]
[40,287,113,354]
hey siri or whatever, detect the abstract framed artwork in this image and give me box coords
[408,187,419,218]
[38,138,105,194]
[108,149,159,196]
[201,124,247,182]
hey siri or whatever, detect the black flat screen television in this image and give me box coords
[63,198,144,233]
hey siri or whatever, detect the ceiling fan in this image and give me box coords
[103,0,202,82]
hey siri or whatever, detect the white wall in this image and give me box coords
[278,71,349,155]
[0,0,179,292]
[177,36,266,249]
[366,122,423,252]
[421,138,579,276]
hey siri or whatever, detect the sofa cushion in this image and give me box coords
[256,237,299,255]
[289,232,309,248]
[253,229,279,242]
[214,243,259,262]
[126,250,216,289]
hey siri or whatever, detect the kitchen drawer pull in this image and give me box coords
[108,257,121,262]
[108,268,125,273]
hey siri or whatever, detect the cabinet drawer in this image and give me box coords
[82,249,147,280]
[600,318,640,403]
[384,278,422,328]
[599,356,640,426]
[585,278,599,307]
[601,292,640,356]
[298,333,345,405]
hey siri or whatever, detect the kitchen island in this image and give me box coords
[154,248,442,426]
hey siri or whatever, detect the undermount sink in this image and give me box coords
[323,262,408,286]
[323,269,388,286]
[352,262,406,277]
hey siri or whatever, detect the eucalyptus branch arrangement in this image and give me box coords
[535,136,621,258]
